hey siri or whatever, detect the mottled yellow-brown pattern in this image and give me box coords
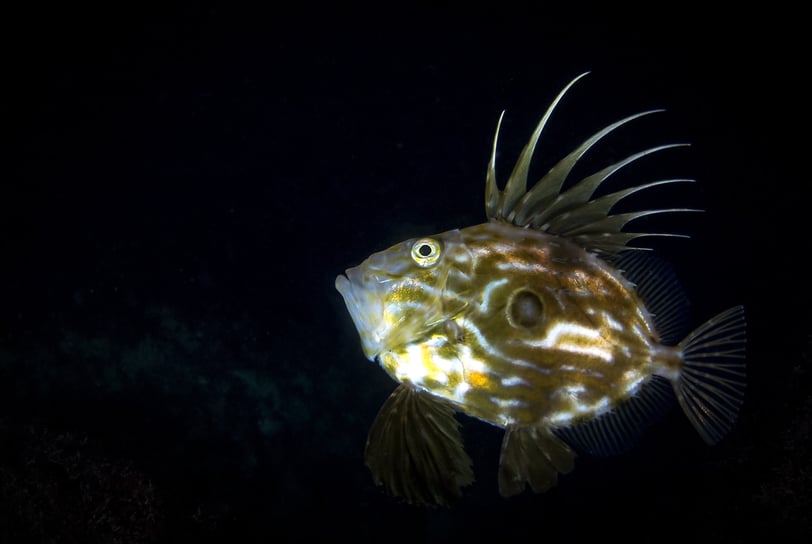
[381,221,674,428]
[336,72,746,506]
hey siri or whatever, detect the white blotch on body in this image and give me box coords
[480,278,509,312]
[501,375,529,387]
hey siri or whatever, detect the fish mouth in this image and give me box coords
[335,268,386,360]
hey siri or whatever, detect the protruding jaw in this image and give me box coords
[335,266,389,360]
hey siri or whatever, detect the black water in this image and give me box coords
[2,5,807,543]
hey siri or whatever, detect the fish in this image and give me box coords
[335,71,746,506]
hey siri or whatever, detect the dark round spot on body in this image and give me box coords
[509,290,544,328]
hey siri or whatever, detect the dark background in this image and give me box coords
[2,4,807,543]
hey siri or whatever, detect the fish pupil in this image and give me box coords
[417,244,432,256]
[508,289,544,328]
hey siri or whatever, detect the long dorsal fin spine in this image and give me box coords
[483,72,693,256]
[498,72,591,219]
[524,144,690,229]
[509,109,665,225]
[541,178,695,233]
[485,110,505,219]
[562,208,700,237]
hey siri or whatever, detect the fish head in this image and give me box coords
[336,228,473,361]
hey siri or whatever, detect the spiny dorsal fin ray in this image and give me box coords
[543,178,696,234]
[490,72,591,220]
[485,111,505,219]
[484,72,695,256]
[524,144,691,229]
[571,232,686,256]
[508,109,665,225]
[563,208,700,237]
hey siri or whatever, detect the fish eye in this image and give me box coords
[410,238,442,267]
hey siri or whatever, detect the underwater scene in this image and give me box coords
[2,5,807,543]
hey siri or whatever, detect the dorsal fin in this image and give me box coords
[485,72,698,256]
[609,249,692,345]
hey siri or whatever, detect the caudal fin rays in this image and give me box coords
[675,306,747,444]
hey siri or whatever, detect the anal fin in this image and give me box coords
[554,375,674,457]
[498,425,575,497]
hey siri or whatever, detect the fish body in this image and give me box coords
[335,72,746,505]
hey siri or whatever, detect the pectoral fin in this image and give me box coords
[498,425,575,497]
[365,383,474,507]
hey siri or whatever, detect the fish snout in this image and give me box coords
[335,266,388,360]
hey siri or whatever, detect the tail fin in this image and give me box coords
[675,305,747,444]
